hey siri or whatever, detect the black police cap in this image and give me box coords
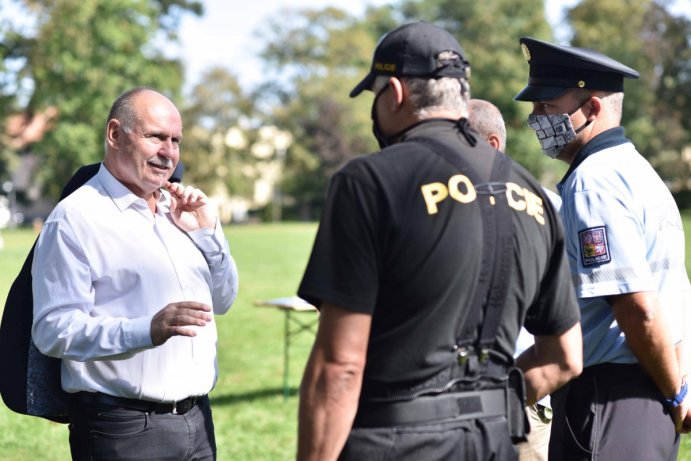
[514,37,639,102]
[350,21,470,98]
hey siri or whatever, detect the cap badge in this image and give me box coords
[578,80,586,88]
[374,62,396,72]
[521,43,531,62]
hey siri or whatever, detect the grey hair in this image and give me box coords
[599,92,624,124]
[407,51,470,117]
[405,77,470,118]
[106,87,155,134]
[372,51,470,118]
[104,87,159,153]
[467,99,506,151]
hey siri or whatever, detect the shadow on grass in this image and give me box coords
[210,387,300,406]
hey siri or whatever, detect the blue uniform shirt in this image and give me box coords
[558,128,689,367]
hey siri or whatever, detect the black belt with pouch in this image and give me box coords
[506,367,529,443]
[354,367,529,443]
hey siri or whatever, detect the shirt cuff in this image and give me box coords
[188,219,227,266]
[125,316,155,349]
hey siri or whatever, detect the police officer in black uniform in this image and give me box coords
[296,22,583,461]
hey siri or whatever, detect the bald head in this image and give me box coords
[103,87,182,201]
[467,99,506,151]
[106,88,178,136]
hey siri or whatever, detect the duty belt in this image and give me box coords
[352,387,507,428]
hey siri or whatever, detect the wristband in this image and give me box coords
[665,379,688,408]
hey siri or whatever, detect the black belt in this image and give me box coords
[73,392,203,415]
[353,388,507,428]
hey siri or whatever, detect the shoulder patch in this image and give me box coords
[579,226,611,267]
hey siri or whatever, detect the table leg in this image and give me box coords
[282,309,319,400]
[284,310,290,399]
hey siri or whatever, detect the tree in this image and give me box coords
[256,6,389,219]
[568,0,691,195]
[254,1,567,217]
[1,0,202,200]
[233,0,690,220]
[180,66,257,221]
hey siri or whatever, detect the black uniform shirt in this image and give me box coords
[298,119,579,388]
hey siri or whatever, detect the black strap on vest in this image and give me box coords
[411,136,514,371]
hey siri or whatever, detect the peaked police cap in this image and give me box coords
[514,37,639,102]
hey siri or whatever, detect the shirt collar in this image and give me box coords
[558,127,630,187]
[96,164,170,213]
[400,118,458,142]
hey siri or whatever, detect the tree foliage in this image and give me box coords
[254,0,554,217]
[254,0,689,212]
[256,6,387,218]
[2,0,689,219]
[181,66,256,199]
[255,0,567,218]
[568,0,691,193]
[0,0,201,199]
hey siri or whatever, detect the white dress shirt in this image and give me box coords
[32,165,239,402]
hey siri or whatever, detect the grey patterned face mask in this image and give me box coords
[527,96,592,159]
[527,113,577,159]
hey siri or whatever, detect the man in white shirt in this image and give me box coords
[31,87,239,460]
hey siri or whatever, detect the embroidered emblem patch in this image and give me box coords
[579,226,610,266]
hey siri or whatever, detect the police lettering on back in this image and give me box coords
[421,175,546,225]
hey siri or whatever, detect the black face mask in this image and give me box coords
[371,85,392,149]
[370,85,419,149]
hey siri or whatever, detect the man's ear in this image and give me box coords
[106,119,121,149]
[585,96,602,121]
[488,134,502,150]
[389,77,406,110]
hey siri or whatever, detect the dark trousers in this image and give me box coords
[339,416,517,461]
[549,363,679,461]
[68,395,216,461]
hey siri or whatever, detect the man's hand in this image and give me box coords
[679,404,691,433]
[164,181,216,232]
[672,380,691,433]
[150,301,213,346]
[673,398,690,433]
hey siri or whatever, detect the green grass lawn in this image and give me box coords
[1,213,691,460]
[0,222,319,460]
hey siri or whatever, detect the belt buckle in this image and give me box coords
[172,397,195,415]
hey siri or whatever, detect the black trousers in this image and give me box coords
[549,363,679,461]
[68,395,216,461]
[339,415,517,461]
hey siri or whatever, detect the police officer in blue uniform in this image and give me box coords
[515,37,691,461]
[296,22,583,461]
